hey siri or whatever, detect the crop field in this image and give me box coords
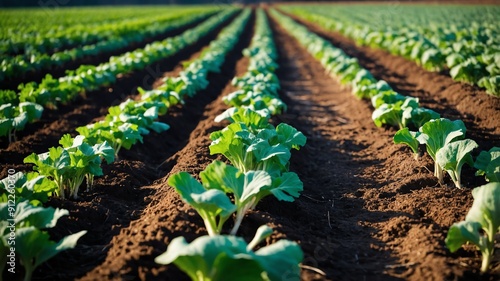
[0,2,499,281]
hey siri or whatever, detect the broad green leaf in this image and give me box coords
[168,172,206,205]
[465,182,500,233]
[394,127,420,157]
[16,227,86,277]
[200,160,242,194]
[0,118,13,137]
[255,240,303,281]
[436,139,478,189]
[168,171,236,235]
[155,228,302,281]
[268,172,303,202]
[240,170,272,204]
[474,147,500,182]
[446,221,483,252]
[248,140,290,168]
[191,189,237,221]
[155,235,266,281]
[12,200,69,229]
[275,123,307,150]
[12,111,29,130]
[402,107,440,129]
[91,140,115,164]
[446,182,500,272]
[19,102,43,121]
[416,118,466,161]
[149,121,170,133]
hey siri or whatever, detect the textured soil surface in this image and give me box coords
[2,7,499,281]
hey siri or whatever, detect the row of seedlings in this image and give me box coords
[0,8,238,143]
[154,9,306,281]
[270,8,500,273]
[281,7,500,96]
[1,8,218,83]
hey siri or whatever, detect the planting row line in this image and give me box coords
[281,5,500,96]
[0,6,182,35]
[0,8,237,143]
[270,8,500,273]
[0,6,215,57]
[0,9,253,281]
[0,8,217,83]
[155,9,305,280]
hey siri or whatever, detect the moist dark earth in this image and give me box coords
[1,6,499,281]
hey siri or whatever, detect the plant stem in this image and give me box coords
[434,162,444,184]
[230,210,245,236]
[481,220,496,273]
[23,265,33,281]
[203,218,217,236]
[481,249,492,273]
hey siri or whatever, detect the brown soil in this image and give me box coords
[2,7,499,281]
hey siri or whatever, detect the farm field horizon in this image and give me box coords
[1,2,499,281]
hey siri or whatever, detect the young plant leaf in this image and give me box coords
[155,225,303,281]
[168,171,236,236]
[16,227,86,281]
[446,182,500,272]
[394,127,421,160]
[474,147,500,182]
[416,118,466,184]
[402,107,440,129]
[436,139,478,189]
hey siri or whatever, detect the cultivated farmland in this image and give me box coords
[0,3,499,281]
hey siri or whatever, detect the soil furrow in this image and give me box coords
[0,15,236,179]
[282,11,500,150]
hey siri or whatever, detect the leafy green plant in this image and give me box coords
[209,122,306,176]
[202,160,302,235]
[106,99,170,135]
[478,75,500,96]
[436,139,478,189]
[352,80,392,99]
[0,200,86,281]
[155,225,303,281]
[0,172,56,206]
[401,107,440,129]
[24,134,114,199]
[167,164,239,236]
[169,160,303,235]
[474,147,500,182]
[450,58,488,85]
[215,107,272,130]
[77,121,143,157]
[416,118,466,184]
[446,182,500,273]
[372,98,419,129]
[394,127,421,160]
[0,102,43,143]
